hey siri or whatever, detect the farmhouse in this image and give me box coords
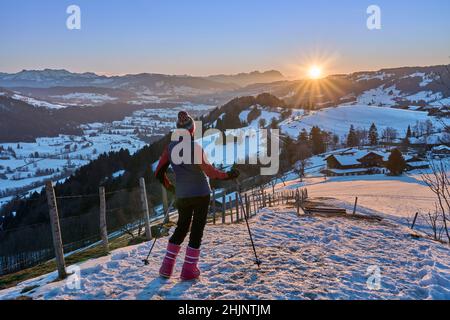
[322,148,428,176]
[322,148,387,176]
[431,145,450,158]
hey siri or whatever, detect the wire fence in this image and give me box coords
[0,185,155,276]
[0,176,282,276]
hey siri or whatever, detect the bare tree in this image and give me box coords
[421,160,450,243]
[425,205,446,242]
[277,172,287,187]
[294,158,311,182]
[381,127,398,143]
[294,144,312,182]
[435,63,450,130]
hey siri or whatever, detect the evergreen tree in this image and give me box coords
[406,125,412,139]
[386,149,407,176]
[369,123,378,146]
[346,125,359,147]
[297,128,309,144]
[258,118,266,128]
[310,126,326,155]
[281,135,298,165]
[270,117,279,130]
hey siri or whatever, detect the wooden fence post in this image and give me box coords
[261,189,266,208]
[45,181,67,280]
[296,189,300,216]
[212,188,216,225]
[139,177,152,240]
[235,192,240,222]
[229,196,234,223]
[352,197,358,215]
[252,194,257,216]
[245,193,250,218]
[222,194,226,224]
[411,212,419,230]
[99,186,109,253]
[256,190,261,209]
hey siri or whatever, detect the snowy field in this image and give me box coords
[273,163,450,241]
[281,174,435,220]
[280,104,449,139]
[0,205,449,300]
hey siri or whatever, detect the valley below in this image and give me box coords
[0,103,214,204]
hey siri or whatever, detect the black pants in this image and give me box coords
[169,195,210,249]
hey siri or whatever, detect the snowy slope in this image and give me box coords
[280,104,448,139]
[276,173,440,233]
[1,205,449,300]
[10,93,68,109]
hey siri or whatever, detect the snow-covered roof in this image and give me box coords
[432,145,450,152]
[330,154,360,166]
[326,149,387,166]
[406,161,429,167]
[325,168,369,174]
[326,148,414,166]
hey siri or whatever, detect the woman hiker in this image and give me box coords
[155,111,239,281]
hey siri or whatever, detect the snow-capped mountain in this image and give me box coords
[2,65,449,110]
[0,69,238,95]
[207,70,285,86]
[227,65,450,114]
[0,69,100,88]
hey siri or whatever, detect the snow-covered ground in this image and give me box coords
[280,104,449,139]
[1,204,449,300]
[50,93,118,105]
[11,93,68,109]
[279,174,434,226]
[273,156,450,242]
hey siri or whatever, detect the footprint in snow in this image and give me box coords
[106,261,121,269]
[111,252,129,260]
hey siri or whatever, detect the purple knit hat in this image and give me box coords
[176,111,195,134]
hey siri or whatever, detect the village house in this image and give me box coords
[431,145,450,158]
[322,148,428,177]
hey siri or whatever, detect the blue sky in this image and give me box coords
[0,0,449,77]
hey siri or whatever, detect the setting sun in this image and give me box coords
[308,66,322,79]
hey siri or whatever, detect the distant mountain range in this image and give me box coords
[207,70,285,86]
[1,64,449,141]
[226,65,450,113]
[0,69,285,93]
[1,65,449,110]
[0,69,287,106]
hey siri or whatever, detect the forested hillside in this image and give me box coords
[0,96,176,142]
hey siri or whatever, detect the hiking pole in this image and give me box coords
[235,180,262,268]
[142,234,158,266]
[142,199,176,266]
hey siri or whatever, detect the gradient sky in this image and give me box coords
[1,0,449,77]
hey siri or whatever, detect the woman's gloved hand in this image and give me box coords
[167,184,176,195]
[226,168,240,180]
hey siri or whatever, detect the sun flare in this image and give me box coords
[308,66,322,79]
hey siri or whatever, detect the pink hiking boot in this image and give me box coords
[180,246,201,281]
[159,242,181,278]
